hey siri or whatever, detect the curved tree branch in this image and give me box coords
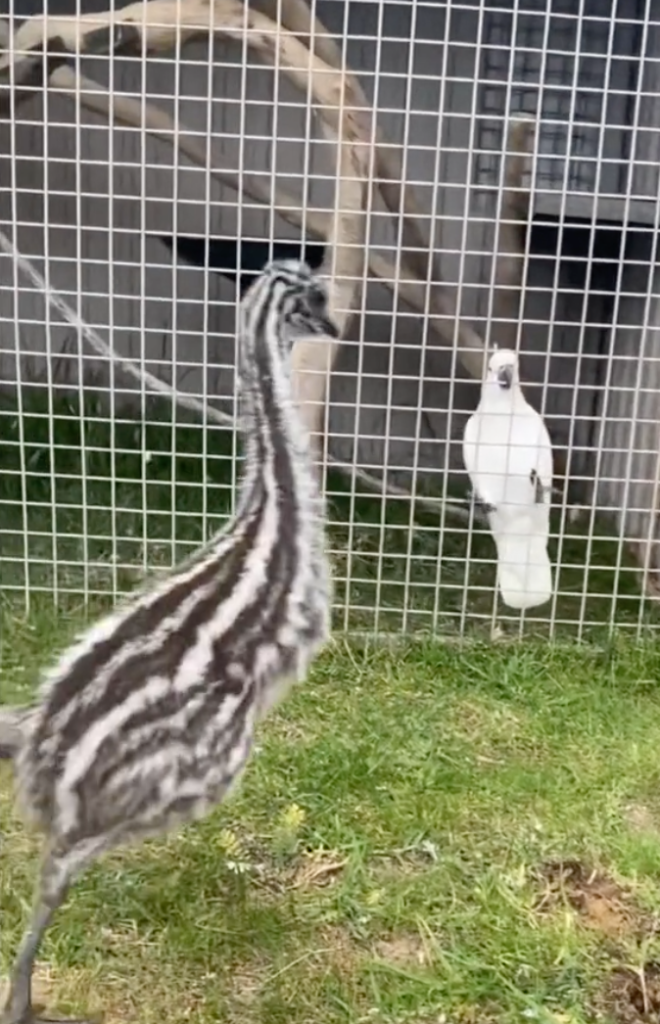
[0,0,488,378]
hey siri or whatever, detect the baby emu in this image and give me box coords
[0,260,338,1024]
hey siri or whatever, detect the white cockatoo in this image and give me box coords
[462,348,554,610]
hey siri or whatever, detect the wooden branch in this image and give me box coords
[0,5,499,524]
[291,146,369,454]
[1,2,374,457]
[256,0,346,70]
[0,21,142,102]
[257,0,486,377]
[287,62,371,453]
[1,0,489,379]
[0,2,373,141]
[45,67,331,233]
[45,66,483,367]
[491,118,535,350]
[259,1,436,278]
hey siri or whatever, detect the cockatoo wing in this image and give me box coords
[528,405,553,502]
[462,410,505,510]
[463,396,554,611]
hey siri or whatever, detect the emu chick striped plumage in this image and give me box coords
[0,260,337,1024]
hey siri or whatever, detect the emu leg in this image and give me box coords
[1,852,92,1024]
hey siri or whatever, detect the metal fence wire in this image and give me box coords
[1,0,660,642]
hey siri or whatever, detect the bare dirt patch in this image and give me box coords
[289,851,347,890]
[320,925,362,975]
[624,803,660,836]
[534,859,646,939]
[227,960,269,1011]
[249,847,346,897]
[597,963,660,1024]
[535,861,660,1024]
[0,962,56,1014]
[372,933,429,968]
[371,840,441,883]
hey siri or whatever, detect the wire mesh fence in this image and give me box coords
[1,0,660,641]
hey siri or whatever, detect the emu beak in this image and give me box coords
[318,316,340,339]
[497,365,513,389]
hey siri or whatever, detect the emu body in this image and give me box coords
[0,260,337,1024]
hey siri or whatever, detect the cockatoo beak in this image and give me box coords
[497,365,513,389]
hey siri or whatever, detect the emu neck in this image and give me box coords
[237,325,316,517]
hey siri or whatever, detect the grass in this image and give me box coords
[3,390,660,1022]
[3,632,660,1023]
[0,388,658,640]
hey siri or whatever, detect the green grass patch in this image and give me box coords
[3,630,660,1023]
[0,388,657,640]
[2,389,660,1018]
